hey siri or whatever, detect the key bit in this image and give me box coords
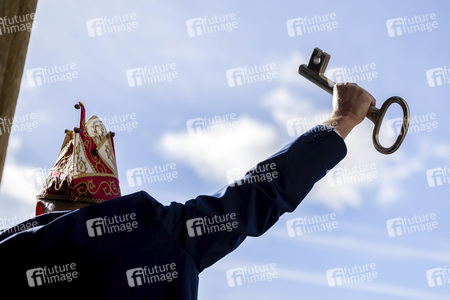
[298,48,335,94]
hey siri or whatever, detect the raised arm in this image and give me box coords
[158,83,376,272]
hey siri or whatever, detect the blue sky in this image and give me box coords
[1,0,450,299]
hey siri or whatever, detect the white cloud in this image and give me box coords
[0,136,41,206]
[261,86,321,126]
[158,116,280,184]
[277,51,315,87]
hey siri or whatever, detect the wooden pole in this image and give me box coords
[0,0,38,184]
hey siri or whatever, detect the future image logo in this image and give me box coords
[125,163,178,187]
[385,113,438,138]
[226,63,278,87]
[226,163,278,187]
[386,13,438,37]
[226,263,278,287]
[285,114,332,137]
[126,63,178,87]
[186,113,238,137]
[286,213,338,237]
[86,13,138,37]
[26,63,78,87]
[326,163,378,187]
[26,263,78,287]
[386,213,438,237]
[0,13,37,35]
[326,263,378,287]
[0,213,35,234]
[286,13,338,37]
[126,263,178,287]
[186,13,238,37]
[426,167,450,187]
[0,219,38,237]
[99,113,138,133]
[0,113,39,136]
[86,213,138,237]
[426,267,450,287]
[186,213,238,237]
[325,63,378,84]
[426,67,450,87]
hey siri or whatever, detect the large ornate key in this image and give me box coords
[298,48,410,154]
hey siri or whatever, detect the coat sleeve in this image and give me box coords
[155,126,347,272]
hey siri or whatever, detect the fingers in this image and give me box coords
[327,82,378,138]
[334,82,376,107]
[368,91,377,107]
[331,82,378,125]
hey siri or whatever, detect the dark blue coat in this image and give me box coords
[0,126,346,299]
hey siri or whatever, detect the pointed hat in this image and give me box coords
[37,101,121,203]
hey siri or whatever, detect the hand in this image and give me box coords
[323,82,376,139]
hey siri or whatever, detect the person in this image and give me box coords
[0,82,375,299]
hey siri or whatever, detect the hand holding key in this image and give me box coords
[323,82,377,139]
[298,48,410,154]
